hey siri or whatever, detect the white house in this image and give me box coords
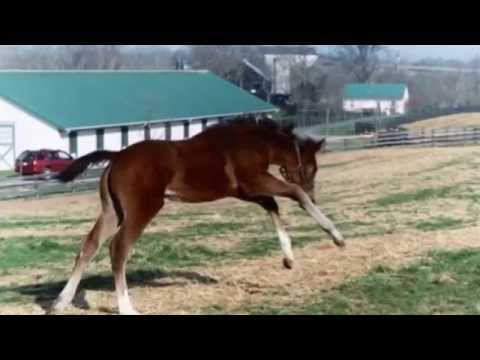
[343,83,410,116]
[0,70,278,171]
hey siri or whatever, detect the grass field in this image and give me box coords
[0,145,479,315]
[405,113,480,130]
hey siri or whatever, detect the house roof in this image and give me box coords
[0,70,278,132]
[345,83,408,101]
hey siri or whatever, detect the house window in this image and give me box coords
[165,122,172,140]
[69,131,78,156]
[183,121,190,139]
[121,127,129,148]
[96,129,104,150]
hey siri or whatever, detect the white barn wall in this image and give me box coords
[151,123,166,140]
[207,118,219,127]
[77,130,97,156]
[129,126,145,145]
[0,97,67,170]
[171,123,184,140]
[190,120,203,137]
[104,128,122,151]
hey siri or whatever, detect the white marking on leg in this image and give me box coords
[52,212,117,313]
[53,267,84,311]
[270,212,294,263]
[117,287,139,315]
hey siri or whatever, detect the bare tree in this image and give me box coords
[59,46,123,69]
[1,45,176,70]
[188,45,266,85]
[335,45,386,83]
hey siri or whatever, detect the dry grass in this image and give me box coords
[405,113,480,130]
[0,145,479,315]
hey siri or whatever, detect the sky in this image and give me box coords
[387,45,480,61]
[318,45,480,61]
[122,45,480,60]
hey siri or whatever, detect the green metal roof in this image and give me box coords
[0,71,278,131]
[345,83,407,100]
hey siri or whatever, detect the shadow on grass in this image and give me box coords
[1,268,218,314]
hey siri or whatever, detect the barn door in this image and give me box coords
[0,124,15,171]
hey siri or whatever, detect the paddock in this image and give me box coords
[0,145,479,315]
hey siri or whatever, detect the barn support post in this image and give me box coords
[121,127,129,149]
[165,122,172,141]
[183,120,190,139]
[144,124,151,141]
[201,119,208,131]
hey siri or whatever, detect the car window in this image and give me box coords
[57,151,72,160]
[49,152,60,160]
[18,152,31,161]
[20,152,35,162]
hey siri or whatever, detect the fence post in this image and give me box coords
[35,179,40,199]
[432,129,436,147]
[326,108,330,137]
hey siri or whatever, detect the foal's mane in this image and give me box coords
[203,116,296,138]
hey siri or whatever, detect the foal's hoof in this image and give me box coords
[334,239,346,248]
[119,309,142,316]
[47,300,67,315]
[283,258,294,270]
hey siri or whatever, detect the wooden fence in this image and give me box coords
[327,127,480,152]
[0,168,104,201]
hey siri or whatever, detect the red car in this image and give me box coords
[15,150,74,178]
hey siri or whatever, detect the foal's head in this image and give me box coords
[274,123,327,203]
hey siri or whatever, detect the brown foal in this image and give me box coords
[51,117,345,315]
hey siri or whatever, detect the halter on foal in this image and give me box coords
[51,117,345,315]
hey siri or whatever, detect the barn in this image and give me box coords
[0,70,278,171]
[343,83,410,116]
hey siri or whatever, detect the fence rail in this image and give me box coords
[281,105,480,137]
[328,127,480,152]
[0,167,105,201]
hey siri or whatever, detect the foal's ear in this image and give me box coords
[305,138,327,153]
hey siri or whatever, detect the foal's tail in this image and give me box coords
[56,151,117,183]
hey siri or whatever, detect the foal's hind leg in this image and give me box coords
[51,207,117,313]
[109,200,164,315]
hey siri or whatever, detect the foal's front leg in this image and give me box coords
[243,174,345,248]
[237,195,295,269]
